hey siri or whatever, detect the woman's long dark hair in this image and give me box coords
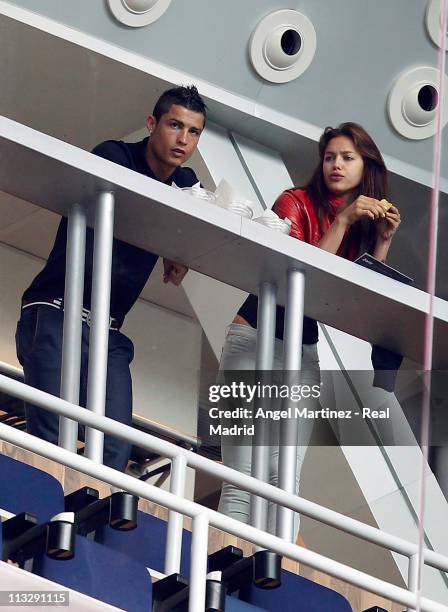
[303,123,389,250]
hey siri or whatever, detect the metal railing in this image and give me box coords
[0,374,448,611]
[0,361,199,450]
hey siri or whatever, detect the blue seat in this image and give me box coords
[0,454,64,522]
[239,568,352,611]
[226,596,267,611]
[33,534,152,611]
[95,517,268,609]
[95,510,192,575]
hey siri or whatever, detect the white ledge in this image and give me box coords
[0,115,447,366]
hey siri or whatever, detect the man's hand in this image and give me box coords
[162,258,189,286]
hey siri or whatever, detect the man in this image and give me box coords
[15,85,207,471]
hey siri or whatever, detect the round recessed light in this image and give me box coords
[250,10,316,83]
[388,66,448,139]
[425,0,448,49]
[108,0,171,27]
[264,27,302,70]
[123,0,156,13]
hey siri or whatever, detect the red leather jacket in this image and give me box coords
[272,188,402,389]
[272,188,360,260]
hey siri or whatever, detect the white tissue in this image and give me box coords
[214,179,255,219]
[175,178,257,219]
[173,181,216,202]
[253,209,291,234]
[213,179,235,208]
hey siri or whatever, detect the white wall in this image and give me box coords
[122,299,201,436]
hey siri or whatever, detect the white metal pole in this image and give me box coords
[85,191,115,464]
[251,281,276,539]
[59,203,86,452]
[276,268,305,542]
[255,282,277,370]
[407,553,419,612]
[165,454,187,575]
[189,514,209,612]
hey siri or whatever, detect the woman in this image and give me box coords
[218,122,401,537]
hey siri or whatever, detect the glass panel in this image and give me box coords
[422,1,448,609]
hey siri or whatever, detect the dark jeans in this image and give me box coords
[15,305,134,472]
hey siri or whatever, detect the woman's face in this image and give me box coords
[323,135,364,200]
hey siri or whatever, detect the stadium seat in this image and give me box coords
[95,509,192,576]
[33,534,152,611]
[0,454,64,522]
[0,457,350,611]
[238,568,353,611]
[226,596,268,611]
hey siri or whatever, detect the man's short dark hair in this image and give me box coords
[152,85,207,123]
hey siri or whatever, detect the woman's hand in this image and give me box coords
[318,194,385,254]
[375,205,401,242]
[373,205,401,261]
[337,195,387,227]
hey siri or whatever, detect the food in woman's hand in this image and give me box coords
[380,198,399,215]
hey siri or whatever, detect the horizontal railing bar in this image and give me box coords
[0,361,199,448]
[132,413,199,449]
[0,423,446,612]
[0,373,447,575]
[0,361,23,379]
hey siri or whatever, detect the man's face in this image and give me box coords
[146,104,204,173]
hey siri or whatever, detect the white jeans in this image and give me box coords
[217,323,320,538]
